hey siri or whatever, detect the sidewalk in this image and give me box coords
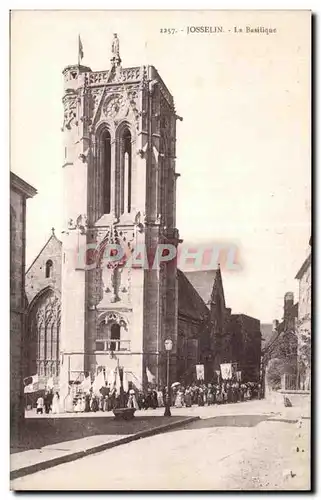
[11,412,199,480]
[11,398,310,481]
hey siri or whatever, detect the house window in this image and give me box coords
[45,260,53,278]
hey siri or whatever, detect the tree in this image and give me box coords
[272,330,297,362]
[266,357,296,390]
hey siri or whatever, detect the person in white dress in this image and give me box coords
[175,388,184,408]
[127,389,139,410]
[156,388,164,407]
[64,389,74,413]
[52,392,60,414]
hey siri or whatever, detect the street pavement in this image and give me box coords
[11,400,310,491]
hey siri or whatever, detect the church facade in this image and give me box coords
[24,36,238,393]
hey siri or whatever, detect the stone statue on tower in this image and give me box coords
[111,33,121,66]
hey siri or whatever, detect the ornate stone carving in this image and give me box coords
[68,214,88,235]
[103,94,128,120]
[35,294,61,329]
[89,71,109,85]
[92,223,136,308]
[134,211,144,233]
[78,153,87,163]
[90,88,104,113]
[88,67,141,87]
[36,308,45,326]
[62,93,78,131]
[110,267,122,302]
[101,89,140,128]
[99,311,128,329]
[121,67,141,82]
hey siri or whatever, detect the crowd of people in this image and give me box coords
[36,391,60,414]
[68,380,262,413]
[34,380,262,414]
[169,381,262,408]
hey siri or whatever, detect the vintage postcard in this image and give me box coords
[10,9,311,491]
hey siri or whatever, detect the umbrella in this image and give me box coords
[171,382,180,387]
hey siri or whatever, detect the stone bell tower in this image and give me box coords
[60,34,181,391]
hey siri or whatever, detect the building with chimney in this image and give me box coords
[262,292,298,391]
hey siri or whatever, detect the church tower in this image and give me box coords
[60,35,180,391]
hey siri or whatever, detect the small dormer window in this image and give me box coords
[45,259,53,278]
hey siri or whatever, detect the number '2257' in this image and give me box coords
[160,28,177,34]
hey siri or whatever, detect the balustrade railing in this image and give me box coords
[95,339,131,352]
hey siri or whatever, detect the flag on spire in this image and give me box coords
[78,35,84,65]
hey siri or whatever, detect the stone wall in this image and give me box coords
[297,254,311,390]
[10,188,26,437]
[10,174,36,439]
[25,233,62,305]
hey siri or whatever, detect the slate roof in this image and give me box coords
[183,269,219,307]
[177,269,210,321]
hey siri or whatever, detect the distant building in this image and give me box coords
[10,172,37,436]
[224,313,262,381]
[264,293,298,359]
[184,269,261,381]
[295,239,311,390]
[184,268,227,378]
[263,292,298,390]
[177,270,211,383]
[261,323,273,351]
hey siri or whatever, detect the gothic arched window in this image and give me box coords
[28,290,61,378]
[110,323,121,351]
[120,128,132,215]
[45,259,53,278]
[101,129,111,214]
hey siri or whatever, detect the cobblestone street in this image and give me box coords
[11,400,310,491]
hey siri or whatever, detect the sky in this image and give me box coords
[10,10,311,322]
